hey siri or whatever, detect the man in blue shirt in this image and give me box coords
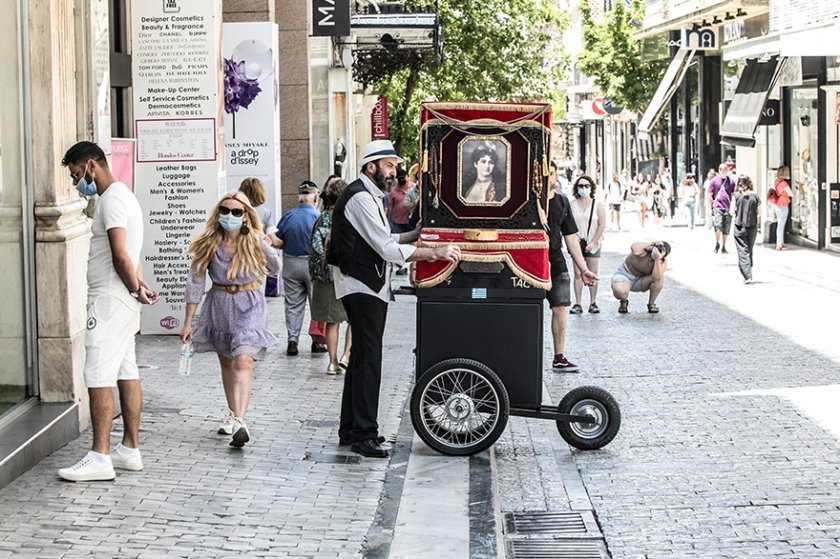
[276,181,324,355]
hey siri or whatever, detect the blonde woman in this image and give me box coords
[180,192,281,448]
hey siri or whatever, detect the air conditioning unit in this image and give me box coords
[351,12,440,51]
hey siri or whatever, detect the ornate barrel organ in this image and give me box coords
[412,101,552,291]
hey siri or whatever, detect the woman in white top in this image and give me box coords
[569,175,606,314]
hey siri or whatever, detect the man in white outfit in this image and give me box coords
[58,141,159,482]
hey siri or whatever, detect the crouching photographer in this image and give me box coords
[610,241,671,314]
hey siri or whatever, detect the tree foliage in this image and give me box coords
[353,0,569,164]
[577,0,666,114]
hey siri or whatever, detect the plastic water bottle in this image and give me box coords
[178,338,194,375]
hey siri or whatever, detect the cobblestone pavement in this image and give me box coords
[3,210,840,558]
[0,292,426,558]
[494,214,840,558]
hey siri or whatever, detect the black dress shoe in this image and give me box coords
[350,438,389,458]
[311,342,328,353]
[339,435,386,447]
[286,341,298,356]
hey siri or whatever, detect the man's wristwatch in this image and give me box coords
[129,288,141,299]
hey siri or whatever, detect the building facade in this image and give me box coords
[0,0,347,489]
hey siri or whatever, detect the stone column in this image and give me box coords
[28,1,91,422]
[276,0,312,212]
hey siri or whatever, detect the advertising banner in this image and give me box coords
[132,0,225,334]
[222,22,282,222]
[311,0,351,37]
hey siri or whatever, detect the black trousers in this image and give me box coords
[733,225,757,280]
[338,292,389,442]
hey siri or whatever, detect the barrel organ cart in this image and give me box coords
[407,101,621,456]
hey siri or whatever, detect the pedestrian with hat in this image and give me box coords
[275,180,326,356]
[327,139,461,458]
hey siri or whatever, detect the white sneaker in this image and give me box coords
[111,447,143,471]
[218,409,235,435]
[230,418,250,448]
[58,452,116,482]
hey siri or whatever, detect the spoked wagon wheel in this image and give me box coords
[556,385,621,450]
[411,358,510,456]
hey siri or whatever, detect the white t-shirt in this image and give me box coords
[87,182,143,303]
[571,198,601,250]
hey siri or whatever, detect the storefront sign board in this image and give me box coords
[132,0,225,334]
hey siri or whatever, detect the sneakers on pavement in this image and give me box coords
[552,354,580,372]
[58,451,115,482]
[569,304,583,314]
[588,302,600,314]
[230,418,250,448]
[218,409,235,435]
[111,445,143,471]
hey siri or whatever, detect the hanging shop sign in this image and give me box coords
[312,0,351,37]
[371,96,389,138]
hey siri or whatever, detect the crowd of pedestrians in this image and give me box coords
[59,135,794,480]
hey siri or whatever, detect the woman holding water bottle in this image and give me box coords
[180,191,281,448]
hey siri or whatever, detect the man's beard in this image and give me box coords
[373,165,395,191]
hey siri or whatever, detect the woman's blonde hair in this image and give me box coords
[776,166,790,180]
[238,177,266,207]
[185,191,267,281]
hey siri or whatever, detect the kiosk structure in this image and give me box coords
[408,102,621,456]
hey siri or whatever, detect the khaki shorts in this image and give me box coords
[84,295,141,388]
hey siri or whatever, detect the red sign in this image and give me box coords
[591,97,607,117]
[371,96,389,138]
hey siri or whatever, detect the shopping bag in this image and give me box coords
[308,319,327,345]
[265,274,281,297]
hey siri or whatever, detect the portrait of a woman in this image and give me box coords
[459,140,508,204]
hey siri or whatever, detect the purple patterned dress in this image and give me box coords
[185,238,281,359]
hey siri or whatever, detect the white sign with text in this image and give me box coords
[132,0,225,334]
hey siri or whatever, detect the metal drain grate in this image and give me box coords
[302,452,361,464]
[505,511,588,534]
[508,539,605,558]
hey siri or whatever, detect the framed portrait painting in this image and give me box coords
[457,136,511,206]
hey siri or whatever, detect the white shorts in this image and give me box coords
[84,295,141,388]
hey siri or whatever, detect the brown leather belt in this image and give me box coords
[211,279,261,293]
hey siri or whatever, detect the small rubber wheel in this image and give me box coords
[556,385,621,450]
[410,358,509,456]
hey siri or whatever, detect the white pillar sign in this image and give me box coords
[132,0,224,334]
[222,22,282,221]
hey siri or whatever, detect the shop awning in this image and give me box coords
[637,48,696,136]
[720,56,783,147]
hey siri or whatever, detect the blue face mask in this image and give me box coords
[75,167,97,197]
[218,214,243,231]
[578,187,591,198]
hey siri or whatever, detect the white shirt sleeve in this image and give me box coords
[344,192,415,265]
[100,189,130,231]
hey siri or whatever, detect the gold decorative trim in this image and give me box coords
[414,252,551,290]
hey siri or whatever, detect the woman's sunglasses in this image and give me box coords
[219,206,245,217]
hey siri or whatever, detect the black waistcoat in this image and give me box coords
[327,179,387,293]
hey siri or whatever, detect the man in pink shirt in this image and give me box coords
[386,168,415,234]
